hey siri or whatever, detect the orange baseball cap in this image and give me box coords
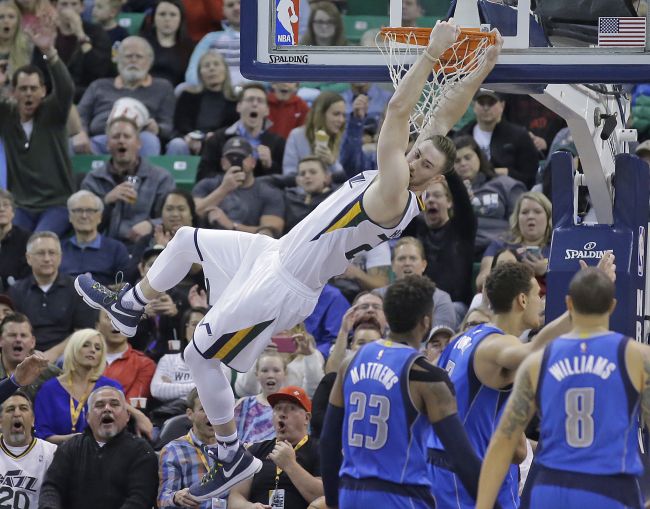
[268,385,312,412]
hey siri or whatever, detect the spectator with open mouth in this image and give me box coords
[39,386,159,509]
[228,385,324,509]
[233,351,287,444]
[0,391,57,508]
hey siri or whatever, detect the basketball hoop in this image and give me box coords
[377,27,497,135]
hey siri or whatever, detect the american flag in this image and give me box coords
[598,17,646,47]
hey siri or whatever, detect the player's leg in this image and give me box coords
[74,226,258,336]
[183,340,263,500]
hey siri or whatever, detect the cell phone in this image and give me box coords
[271,335,296,353]
[225,152,245,168]
[525,246,542,257]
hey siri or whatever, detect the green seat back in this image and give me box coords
[117,13,146,35]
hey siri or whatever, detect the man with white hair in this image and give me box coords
[39,386,158,509]
[76,36,176,156]
[60,190,129,284]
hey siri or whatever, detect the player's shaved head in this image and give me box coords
[383,275,434,333]
[568,267,614,315]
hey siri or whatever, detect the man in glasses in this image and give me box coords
[60,190,130,285]
[9,232,96,352]
[197,83,286,181]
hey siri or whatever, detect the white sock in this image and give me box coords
[215,431,239,462]
[120,283,150,311]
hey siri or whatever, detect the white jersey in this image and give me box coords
[279,170,424,289]
[0,437,56,507]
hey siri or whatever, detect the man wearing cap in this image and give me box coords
[197,83,286,181]
[193,136,285,235]
[459,89,540,189]
[228,385,324,509]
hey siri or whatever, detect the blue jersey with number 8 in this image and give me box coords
[340,340,431,488]
[536,333,643,475]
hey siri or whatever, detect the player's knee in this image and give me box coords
[183,340,207,368]
[171,225,195,245]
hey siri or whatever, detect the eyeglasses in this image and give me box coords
[313,20,335,26]
[30,250,60,258]
[70,208,99,216]
[0,201,12,210]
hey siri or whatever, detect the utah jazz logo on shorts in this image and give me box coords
[276,0,299,46]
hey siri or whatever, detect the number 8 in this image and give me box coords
[565,387,595,448]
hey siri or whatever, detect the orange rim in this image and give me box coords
[379,26,496,72]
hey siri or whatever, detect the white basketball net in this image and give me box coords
[377,29,492,136]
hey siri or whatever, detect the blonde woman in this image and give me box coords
[34,329,122,444]
[233,351,287,444]
[234,323,325,398]
[476,191,552,292]
[34,329,152,444]
[0,1,30,86]
[283,91,347,175]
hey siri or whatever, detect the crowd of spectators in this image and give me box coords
[2,0,643,507]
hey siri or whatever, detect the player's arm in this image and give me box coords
[320,355,353,509]
[476,354,541,509]
[410,359,487,504]
[627,340,650,429]
[415,31,503,140]
[365,22,460,221]
[486,252,617,374]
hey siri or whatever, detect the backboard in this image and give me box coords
[241,0,650,84]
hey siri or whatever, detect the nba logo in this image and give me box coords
[276,0,299,46]
[639,226,645,277]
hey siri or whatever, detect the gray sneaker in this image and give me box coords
[189,443,263,500]
[74,274,143,337]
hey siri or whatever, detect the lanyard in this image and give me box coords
[273,435,309,492]
[68,378,94,432]
[185,433,211,472]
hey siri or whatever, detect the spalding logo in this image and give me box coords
[564,241,608,260]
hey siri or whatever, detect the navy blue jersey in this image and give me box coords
[536,333,643,476]
[429,324,519,508]
[340,340,431,488]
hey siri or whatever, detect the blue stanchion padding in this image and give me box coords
[546,153,649,340]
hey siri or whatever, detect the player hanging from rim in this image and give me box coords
[476,266,649,509]
[73,19,502,501]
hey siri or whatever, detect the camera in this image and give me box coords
[225,152,246,168]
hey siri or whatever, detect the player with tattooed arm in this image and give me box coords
[476,266,647,509]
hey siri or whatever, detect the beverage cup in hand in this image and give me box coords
[315,129,329,150]
[125,175,141,204]
[130,397,147,409]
